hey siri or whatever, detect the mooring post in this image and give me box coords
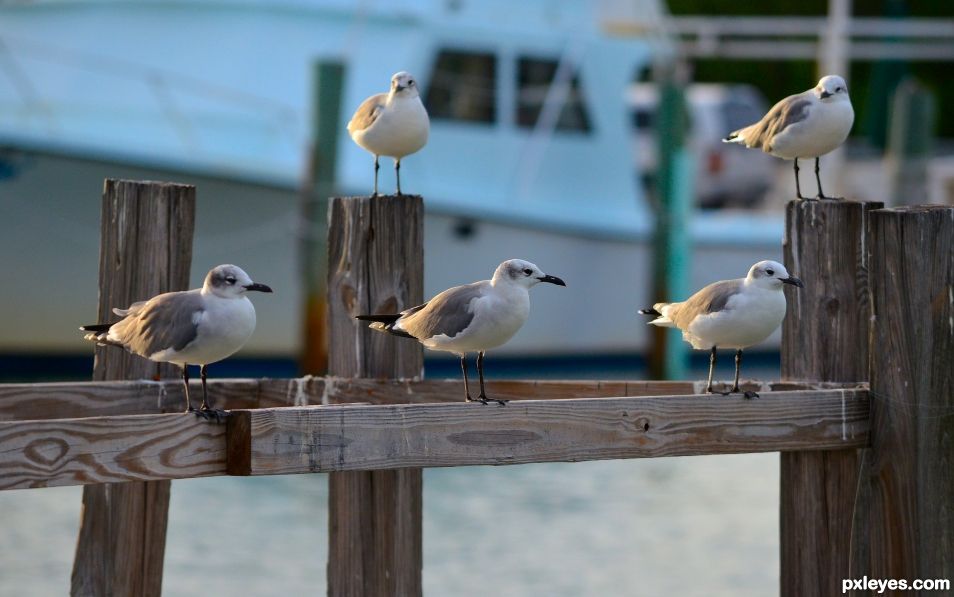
[326,195,424,596]
[850,206,954,590]
[779,199,882,597]
[71,180,195,596]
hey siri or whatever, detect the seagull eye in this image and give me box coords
[523,268,533,276]
[226,276,236,285]
[766,269,775,276]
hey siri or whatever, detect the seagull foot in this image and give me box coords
[476,393,508,406]
[816,194,841,201]
[195,408,229,423]
[706,389,732,397]
[465,396,488,405]
[743,391,760,399]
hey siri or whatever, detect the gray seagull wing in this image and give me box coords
[347,93,387,135]
[733,93,812,152]
[109,290,205,358]
[667,279,743,330]
[397,281,486,340]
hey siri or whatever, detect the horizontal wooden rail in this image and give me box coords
[0,388,869,490]
[0,378,857,421]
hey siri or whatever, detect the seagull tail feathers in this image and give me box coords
[639,305,675,327]
[355,314,415,339]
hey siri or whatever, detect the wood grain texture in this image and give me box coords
[0,389,869,491]
[327,196,424,597]
[0,414,225,490]
[779,200,880,597]
[0,378,850,421]
[226,389,870,475]
[72,179,194,597]
[851,206,954,592]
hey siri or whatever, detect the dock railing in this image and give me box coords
[0,180,950,597]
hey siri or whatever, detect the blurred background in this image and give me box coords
[0,0,951,595]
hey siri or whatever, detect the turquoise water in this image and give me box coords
[0,454,779,596]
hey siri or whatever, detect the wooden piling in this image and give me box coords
[71,180,195,597]
[851,205,954,589]
[779,199,882,597]
[326,195,424,597]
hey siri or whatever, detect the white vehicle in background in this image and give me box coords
[630,83,776,209]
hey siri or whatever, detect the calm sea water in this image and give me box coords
[0,359,782,596]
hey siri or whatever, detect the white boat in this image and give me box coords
[0,0,783,359]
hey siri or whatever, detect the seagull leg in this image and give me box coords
[732,350,759,399]
[372,156,380,198]
[195,364,228,423]
[461,355,477,403]
[814,157,832,200]
[705,347,730,396]
[182,365,193,413]
[477,351,507,406]
[395,159,402,196]
[793,158,806,200]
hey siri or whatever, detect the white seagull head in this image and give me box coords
[389,71,420,99]
[492,259,566,289]
[203,264,274,299]
[745,260,804,290]
[815,75,850,103]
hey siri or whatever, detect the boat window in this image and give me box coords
[425,50,496,123]
[516,57,591,133]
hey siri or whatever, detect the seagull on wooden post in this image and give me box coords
[724,75,853,200]
[356,259,566,405]
[639,260,803,399]
[348,71,430,197]
[80,264,273,421]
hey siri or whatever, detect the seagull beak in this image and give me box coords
[244,282,273,293]
[819,90,832,99]
[538,274,566,287]
[781,276,804,288]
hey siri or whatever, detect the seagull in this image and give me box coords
[724,75,854,200]
[348,71,429,197]
[639,260,803,399]
[80,264,273,420]
[356,259,566,405]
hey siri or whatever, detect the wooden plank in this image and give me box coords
[0,390,869,490]
[226,389,870,476]
[851,206,954,589]
[0,378,847,421]
[0,414,225,490]
[326,195,425,597]
[72,179,194,597]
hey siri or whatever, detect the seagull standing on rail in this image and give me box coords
[639,260,803,399]
[348,71,429,197]
[356,259,566,405]
[80,264,273,420]
[724,75,853,200]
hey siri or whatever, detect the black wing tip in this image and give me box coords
[80,323,112,333]
[355,314,400,323]
[638,308,661,317]
[723,133,737,142]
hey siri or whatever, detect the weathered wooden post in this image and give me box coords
[71,179,195,597]
[779,199,882,597]
[851,205,954,590]
[326,195,424,596]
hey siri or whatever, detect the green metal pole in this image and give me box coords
[300,61,345,374]
[649,70,692,380]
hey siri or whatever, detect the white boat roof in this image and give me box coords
[0,0,782,244]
